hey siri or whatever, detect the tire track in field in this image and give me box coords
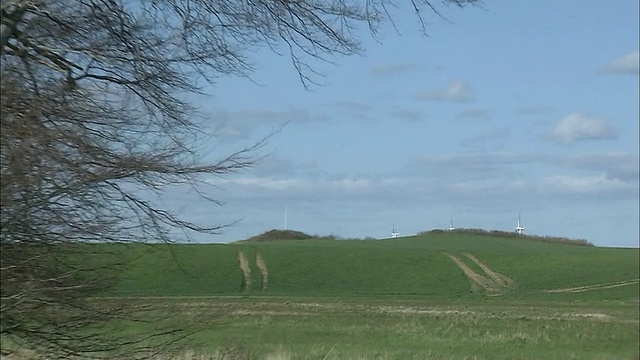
[445,254,499,292]
[237,251,252,291]
[543,279,639,293]
[464,253,514,288]
[445,253,513,293]
[255,252,269,291]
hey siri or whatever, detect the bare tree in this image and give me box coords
[1,0,479,357]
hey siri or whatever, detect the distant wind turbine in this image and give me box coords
[391,226,399,238]
[284,206,288,230]
[515,213,525,235]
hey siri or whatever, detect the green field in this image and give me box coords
[111,232,638,300]
[88,231,640,359]
[6,232,637,359]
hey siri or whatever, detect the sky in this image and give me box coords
[170,1,639,247]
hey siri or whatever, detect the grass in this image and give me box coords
[8,231,638,359]
[110,232,639,302]
[79,297,639,359]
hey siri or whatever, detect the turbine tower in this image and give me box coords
[515,213,525,235]
[448,216,455,231]
[284,206,288,230]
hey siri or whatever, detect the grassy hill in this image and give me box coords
[109,231,639,301]
[235,229,315,242]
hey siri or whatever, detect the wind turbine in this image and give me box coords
[391,226,399,238]
[448,216,456,231]
[283,206,288,230]
[515,213,525,235]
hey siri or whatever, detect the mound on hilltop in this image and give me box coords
[238,229,314,242]
[418,228,594,247]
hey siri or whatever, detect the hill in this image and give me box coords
[423,228,594,246]
[109,231,639,301]
[235,229,315,243]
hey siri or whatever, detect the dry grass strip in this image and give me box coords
[544,279,640,293]
[255,252,269,291]
[445,253,498,292]
[237,251,252,291]
[464,253,514,288]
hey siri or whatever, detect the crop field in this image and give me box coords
[7,231,639,359]
[83,231,637,359]
[111,232,639,300]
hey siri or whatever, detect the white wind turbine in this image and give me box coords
[515,213,525,235]
[448,216,456,231]
[391,226,399,238]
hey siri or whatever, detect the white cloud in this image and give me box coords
[404,153,541,177]
[328,178,372,191]
[550,113,617,146]
[208,108,326,140]
[208,165,638,211]
[600,51,639,75]
[540,175,634,195]
[369,63,419,77]
[233,177,303,190]
[557,153,639,182]
[448,178,530,194]
[404,152,638,190]
[250,156,319,177]
[206,175,379,200]
[414,80,474,103]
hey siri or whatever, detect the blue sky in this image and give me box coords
[173,1,639,247]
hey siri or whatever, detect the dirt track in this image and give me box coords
[445,253,514,293]
[464,253,514,287]
[255,253,269,291]
[544,279,639,293]
[445,253,498,292]
[237,251,252,291]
